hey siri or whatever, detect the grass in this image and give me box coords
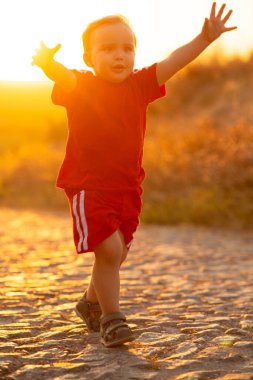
[142,120,253,228]
[1,55,253,228]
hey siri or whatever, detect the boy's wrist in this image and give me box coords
[198,20,214,48]
[199,32,212,46]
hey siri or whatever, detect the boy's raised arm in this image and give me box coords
[156,2,237,86]
[32,41,77,92]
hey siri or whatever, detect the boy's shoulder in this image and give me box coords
[129,63,158,84]
[72,69,93,78]
[70,69,97,89]
[131,63,157,77]
[132,64,155,74]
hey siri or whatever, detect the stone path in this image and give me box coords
[0,208,253,380]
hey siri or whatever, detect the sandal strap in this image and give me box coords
[106,321,129,335]
[100,312,126,325]
[81,291,100,309]
[89,303,101,312]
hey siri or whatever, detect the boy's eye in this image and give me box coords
[125,46,134,52]
[101,46,113,52]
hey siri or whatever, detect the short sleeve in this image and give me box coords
[51,83,69,107]
[133,63,166,105]
[51,70,89,107]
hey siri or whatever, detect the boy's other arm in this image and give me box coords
[156,2,237,86]
[32,41,76,92]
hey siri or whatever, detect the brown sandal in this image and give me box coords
[100,312,135,348]
[75,291,102,332]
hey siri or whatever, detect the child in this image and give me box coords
[32,2,236,348]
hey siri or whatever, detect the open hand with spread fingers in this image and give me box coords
[32,41,61,69]
[201,2,237,43]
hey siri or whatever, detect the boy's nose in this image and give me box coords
[113,49,124,60]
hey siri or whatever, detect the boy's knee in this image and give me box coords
[94,232,123,266]
[95,245,122,266]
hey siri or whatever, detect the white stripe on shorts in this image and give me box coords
[79,190,88,251]
[126,239,133,249]
[72,191,88,252]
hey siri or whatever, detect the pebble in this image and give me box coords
[1,208,253,380]
[233,341,253,349]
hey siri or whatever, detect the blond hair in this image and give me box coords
[82,14,136,53]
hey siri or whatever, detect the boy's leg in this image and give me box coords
[76,231,129,332]
[91,230,126,316]
[118,230,129,265]
[86,230,128,304]
[90,230,134,347]
[85,278,98,303]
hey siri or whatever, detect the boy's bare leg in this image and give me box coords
[85,278,98,303]
[86,231,128,306]
[86,230,128,316]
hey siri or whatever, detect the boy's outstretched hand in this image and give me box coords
[201,2,237,43]
[32,41,61,69]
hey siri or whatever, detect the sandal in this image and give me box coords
[100,312,135,348]
[75,291,102,332]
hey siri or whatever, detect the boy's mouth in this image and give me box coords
[112,65,125,72]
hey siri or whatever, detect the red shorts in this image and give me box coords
[65,188,142,254]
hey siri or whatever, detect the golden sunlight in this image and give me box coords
[1,0,251,81]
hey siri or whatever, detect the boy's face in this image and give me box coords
[85,23,135,83]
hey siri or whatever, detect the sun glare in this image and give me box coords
[0,0,251,81]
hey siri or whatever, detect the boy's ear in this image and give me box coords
[83,52,93,67]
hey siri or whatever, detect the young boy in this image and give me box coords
[32,2,236,348]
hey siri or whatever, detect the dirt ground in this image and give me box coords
[0,208,253,380]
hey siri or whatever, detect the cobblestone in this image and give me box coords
[0,208,253,379]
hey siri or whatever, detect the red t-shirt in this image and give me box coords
[52,63,166,191]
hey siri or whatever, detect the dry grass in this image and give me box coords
[143,121,253,228]
[1,55,253,228]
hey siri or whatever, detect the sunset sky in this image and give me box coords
[1,0,252,81]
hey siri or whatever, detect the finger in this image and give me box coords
[31,57,38,66]
[210,2,216,20]
[202,18,211,42]
[217,3,226,19]
[203,17,209,30]
[207,20,216,41]
[52,43,61,54]
[40,40,46,48]
[224,26,237,32]
[222,9,233,24]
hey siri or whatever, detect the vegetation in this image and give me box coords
[1,55,253,228]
